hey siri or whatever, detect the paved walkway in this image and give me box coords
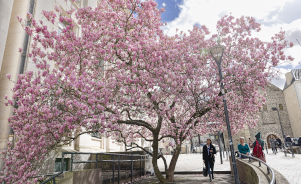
[134,174,234,184]
[157,153,231,171]
[264,148,301,184]
[155,149,301,184]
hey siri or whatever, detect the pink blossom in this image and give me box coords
[6,74,11,79]
[2,1,293,183]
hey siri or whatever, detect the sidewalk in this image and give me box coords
[156,150,301,184]
[134,174,234,184]
[157,152,231,171]
[264,148,301,184]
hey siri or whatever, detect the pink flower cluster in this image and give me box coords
[1,0,293,183]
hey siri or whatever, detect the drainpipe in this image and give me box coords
[19,0,36,74]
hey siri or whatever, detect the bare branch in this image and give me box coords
[116,119,154,132]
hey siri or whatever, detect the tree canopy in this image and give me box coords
[1,0,293,183]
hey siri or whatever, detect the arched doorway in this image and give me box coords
[267,134,277,148]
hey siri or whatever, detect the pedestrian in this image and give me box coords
[250,132,265,150]
[250,132,266,162]
[276,137,282,150]
[203,138,216,181]
[286,135,292,147]
[269,136,277,152]
[238,137,250,158]
[298,137,301,146]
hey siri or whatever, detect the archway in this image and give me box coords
[267,134,277,148]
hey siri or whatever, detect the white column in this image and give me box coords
[0,0,14,71]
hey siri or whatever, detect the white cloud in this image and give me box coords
[162,2,166,7]
[162,0,301,89]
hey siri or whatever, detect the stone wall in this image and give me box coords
[227,83,293,151]
[250,83,293,145]
[235,159,259,184]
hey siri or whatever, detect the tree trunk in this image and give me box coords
[166,145,181,182]
[152,134,168,183]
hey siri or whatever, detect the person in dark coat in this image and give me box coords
[276,137,282,149]
[286,135,292,147]
[203,138,216,181]
[298,137,301,146]
[285,135,292,143]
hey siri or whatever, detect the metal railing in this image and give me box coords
[238,152,276,184]
[40,152,148,184]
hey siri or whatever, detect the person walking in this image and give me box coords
[269,136,277,153]
[203,138,216,181]
[276,137,282,151]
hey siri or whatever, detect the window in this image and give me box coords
[263,105,267,111]
[55,158,70,172]
[58,22,65,35]
[58,21,79,37]
[91,132,101,139]
[279,104,283,110]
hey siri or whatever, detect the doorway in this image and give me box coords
[267,134,277,148]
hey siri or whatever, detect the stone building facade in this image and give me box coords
[249,83,293,147]
[225,83,293,150]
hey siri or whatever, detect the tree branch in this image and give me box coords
[116,119,154,132]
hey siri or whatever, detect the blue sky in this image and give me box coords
[155,0,183,22]
[154,0,301,89]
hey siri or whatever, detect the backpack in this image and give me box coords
[252,140,266,162]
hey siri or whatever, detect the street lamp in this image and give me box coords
[209,44,240,184]
[272,107,287,156]
[272,107,285,139]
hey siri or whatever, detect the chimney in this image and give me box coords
[285,72,293,86]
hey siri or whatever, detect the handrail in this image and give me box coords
[238,152,276,184]
[40,152,147,184]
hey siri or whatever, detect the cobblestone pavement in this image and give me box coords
[264,148,301,184]
[134,174,234,184]
[157,152,231,171]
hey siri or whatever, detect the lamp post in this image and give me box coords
[272,107,287,156]
[271,107,285,139]
[209,44,240,184]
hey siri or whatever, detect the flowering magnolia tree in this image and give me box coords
[1,0,293,183]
